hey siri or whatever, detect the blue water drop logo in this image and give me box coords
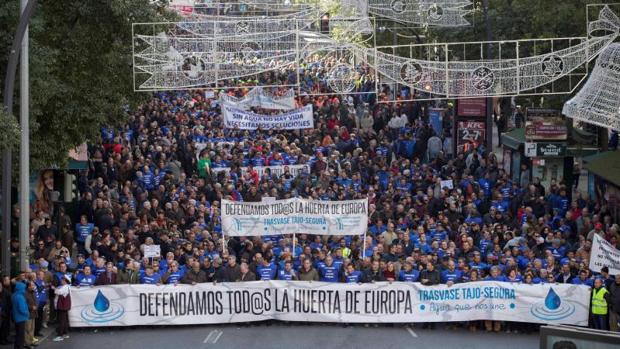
[94,290,110,312]
[544,288,561,310]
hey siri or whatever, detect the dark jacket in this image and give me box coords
[239,271,256,282]
[222,265,241,282]
[11,282,29,324]
[363,268,386,283]
[118,269,140,284]
[555,273,574,284]
[609,282,620,313]
[181,269,208,284]
[95,272,118,285]
[420,269,441,285]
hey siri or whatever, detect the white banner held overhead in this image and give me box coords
[222,103,313,130]
[212,164,310,177]
[220,87,297,110]
[69,281,590,327]
[589,233,620,275]
[221,198,368,236]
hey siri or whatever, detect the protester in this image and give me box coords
[591,277,611,331]
[12,281,29,349]
[53,276,71,342]
[609,275,620,332]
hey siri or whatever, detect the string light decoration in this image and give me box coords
[371,6,620,98]
[367,0,472,27]
[563,43,620,131]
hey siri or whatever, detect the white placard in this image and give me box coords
[144,245,161,258]
[440,179,454,189]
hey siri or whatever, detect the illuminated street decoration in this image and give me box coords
[372,6,620,97]
[367,0,472,27]
[563,43,620,130]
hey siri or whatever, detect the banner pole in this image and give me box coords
[362,232,366,261]
[292,233,296,259]
[222,233,226,252]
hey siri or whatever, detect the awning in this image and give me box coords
[501,128,525,150]
[583,151,620,188]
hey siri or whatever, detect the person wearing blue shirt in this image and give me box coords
[344,264,363,283]
[34,270,48,337]
[572,270,594,287]
[441,260,462,284]
[485,266,507,282]
[319,256,340,283]
[277,261,298,280]
[256,260,277,280]
[162,261,185,284]
[75,215,94,251]
[76,266,97,287]
[141,266,162,285]
[398,262,420,282]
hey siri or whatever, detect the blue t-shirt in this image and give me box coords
[141,273,162,285]
[345,271,362,283]
[256,263,277,280]
[398,270,420,282]
[76,274,97,287]
[319,265,340,282]
[75,223,94,243]
[441,270,462,284]
[277,269,296,281]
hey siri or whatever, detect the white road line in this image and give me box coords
[406,326,418,338]
[204,330,216,343]
[212,330,223,343]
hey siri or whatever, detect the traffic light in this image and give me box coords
[64,172,77,202]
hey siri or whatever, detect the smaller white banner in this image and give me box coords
[589,233,620,275]
[222,198,368,236]
[212,164,309,178]
[222,103,313,130]
[220,87,297,110]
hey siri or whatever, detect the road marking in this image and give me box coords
[204,330,216,343]
[406,326,418,338]
[213,330,223,343]
[204,329,223,344]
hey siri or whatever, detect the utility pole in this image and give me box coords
[483,0,494,154]
[2,0,37,276]
[19,0,31,272]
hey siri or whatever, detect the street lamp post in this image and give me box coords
[2,0,37,276]
[483,0,494,154]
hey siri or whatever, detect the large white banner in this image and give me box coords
[213,164,310,177]
[69,281,589,327]
[220,87,297,111]
[221,198,368,236]
[589,234,620,275]
[222,103,313,130]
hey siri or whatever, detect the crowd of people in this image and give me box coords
[2,65,620,347]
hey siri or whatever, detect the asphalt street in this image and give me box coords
[33,323,539,349]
